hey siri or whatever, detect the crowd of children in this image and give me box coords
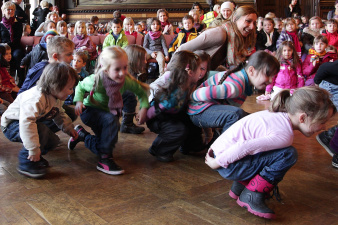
[1,2,338,221]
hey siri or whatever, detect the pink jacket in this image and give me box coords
[72,35,97,60]
[302,52,338,81]
[266,62,304,93]
[322,31,338,49]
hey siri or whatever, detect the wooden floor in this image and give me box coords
[0,93,338,224]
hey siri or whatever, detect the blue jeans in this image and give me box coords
[122,90,137,113]
[319,80,338,111]
[80,106,119,156]
[190,105,247,133]
[216,146,298,184]
[2,120,60,167]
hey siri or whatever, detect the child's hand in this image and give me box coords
[69,128,79,140]
[265,91,271,95]
[205,149,221,169]
[151,52,157,58]
[75,101,85,115]
[20,65,25,68]
[27,151,41,162]
[12,86,20,92]
[136,107,148,124]
[0,98,3,104]
[165,56,169,62]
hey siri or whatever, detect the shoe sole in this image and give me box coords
[96,166,125,175]
[67,137,75,151]
[316,135,334,157]
[332,161,338,169]
[17,167,45,178]
[236,198,276,219]
[229,190,239,200]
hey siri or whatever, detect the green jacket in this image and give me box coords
[74,74,149,112]
[102,30,129,49]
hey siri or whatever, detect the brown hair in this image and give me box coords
[74,50,88,63]
[90,16,99,23]
[270,86,337,124]
[283,17,296,29]
[157,9,169,18]
[124,44,147,76]
[182,15,194,23]
[314,34,328,45]
[326,19,338,27]
[275,41,300,69]
[194,50,210,85]
[263,17,275,26]
[147,18,162,32]
[37,62,79,95]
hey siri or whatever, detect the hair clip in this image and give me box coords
[185,64,190,72]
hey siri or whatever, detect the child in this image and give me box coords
[276,17,302,57]
[188,51,280,137]
[157,9,174,35]
[301,16,324,59]
[302,35,337,86]
[322,19,338,49]
[264,41,304,100]
[146,50,206,162]
[257,17,264,32]
[72,21,97,62]
[1,43,12,76]
[20,30,58,70]
[70,46,149,175]
[102,18,128,49]
[143,18,169,76]
[205,86,336,219]
[189,9,204,33]
[0,45,19,103]
[22,24,31,36]
[86,23,96,36]
[72,50,89,81]
[67,23,75,35]
[301,15,309,28]
[138,21,147,35]
[35,20,56,37]
[168,15,197,55]
[57,20,68,38]
[123,17,137,40]
[1,63,79,178]
[273,18,283,33]
[256,18,280,53]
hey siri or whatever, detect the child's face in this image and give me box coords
[221,8,232,20]
[47,22,56,31]
[327,23,338,34]
[50,14,59,23]
[140,23,146,31]
[112,23,122,35]
[183,19,193,31]
[150,21,160,32]
[214,5,221,14]
[87,25,95,35]
[295,19,301,25]
[4,49,11,62]
[46,35,53,43]
[124,21,134,32]
[158,12,168,23]
[298,108,334,137]
[72,55,86,71]
[189,64,203,83]
[282,45,293,60]
[135,24,141,32]
[286,22,296,32]
[248,67,272,90]
[314,41,327,54]
[198,61,208,81]
[106,55,128,83]
[57,46,74,64]
[275,21,283,32]
[301,17,307,24]
[59,25,67,34]
[68,26,74,34]
[53,77,75,101]
[263,21,274,34]
[310,19,321,31]
[77,24,86,35]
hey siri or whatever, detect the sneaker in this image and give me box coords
[38,156,49,167]
[316,131,335,157]
[97,158,125,175]
[148,147,174,162]
[68,125,89,150]
[17,163,46,178]
[332,154,338,169]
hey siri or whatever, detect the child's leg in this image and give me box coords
[121,91,145,134]
[190,105,247,133]
[155,51,166,76]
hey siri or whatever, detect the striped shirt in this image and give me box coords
[188,69,252,115]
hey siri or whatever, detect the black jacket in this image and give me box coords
[14,3,28,23]
[20,44,48,70]
[255,29,280,52]
[0,19,23,50]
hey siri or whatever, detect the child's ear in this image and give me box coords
[247,65,255,77]
[299,112,307,123]
[51,53,59,62]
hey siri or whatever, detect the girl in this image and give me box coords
[1,63,79,178]
[255,17,280,53]
[205,86,336,219]
[22,24,31,36]
[57,20,68,38]
[143,18,169,76]
[35,11,59,36]
[263,41,304,100]
[120,44,148,134]
[72,21,97,62]
[123,17,138,40]
[189,9,204,32]
[157,9,174,35]
[276,17,302,58]
[188,51,280,135]
[86,23,96,36]
[146,50,205,162]
[70,46,149,175]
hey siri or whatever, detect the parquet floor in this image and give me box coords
[0,93,337,224]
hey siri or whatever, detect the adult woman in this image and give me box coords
[0,2,25,86]
[285,0,301,18]
[157,9,173,35]
[327,0,338,20]
[177,6,258,70]
[34,11,59,36]
[31,0,50,34]
[209,1,234,28]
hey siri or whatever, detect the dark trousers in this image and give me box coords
[11,48,25,87]
[122,90,137,113]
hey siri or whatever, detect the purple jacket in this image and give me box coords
[72,35,97,60]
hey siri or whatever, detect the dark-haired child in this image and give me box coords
[102,18,129,49]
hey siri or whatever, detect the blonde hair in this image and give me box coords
[283,17,296,29]
[47,36,75,59]
[74,21,87,35]
[40,0,49,8]
[123,17,135,31]
[124,44,147,76]
[265,12,276,19]
[1,2,15,15]
[270,86,336,124]
[46,11,59,21]
[56,20,67,33]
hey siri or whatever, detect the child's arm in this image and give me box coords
[73,75,94,115]
[20,51,33,68]
[102,34,113,49]
[168,34,179,53]
[296,63,305,88]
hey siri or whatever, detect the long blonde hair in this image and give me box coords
[74,21,86,36]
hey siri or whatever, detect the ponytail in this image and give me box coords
[218,62,245,84]
[270,89,291,113]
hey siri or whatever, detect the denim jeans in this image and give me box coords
[2,120,60,167]
[216,146,298,184]
[80,106,119,156]
[122,90,137,113]
[319,80,338,111]
[190,104,247,133]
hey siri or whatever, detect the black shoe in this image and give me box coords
[316,131,335,157]
[120,123,145,134]
[17,163,46,178]
[38,156,49,167]
[97,158,125,175]
[229,181,245,200]
[332,154,338,169]
[68,125,89,150]
[148,147,174,162]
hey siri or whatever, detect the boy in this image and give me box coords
[256,18,280,53]
[1,63,79,178]
[67,23,75,35]
[168,15,197,55]
[134,23,143,36]
[302,35,338,86]
[72,51,89,81]
[102,18,129,49]
[322,19,338,49]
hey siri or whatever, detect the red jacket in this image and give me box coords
[322,31,338,49]
[0,67,16,93]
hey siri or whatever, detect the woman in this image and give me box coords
[177,6,258,70]
[31,0,50,34]
[285,0,301,18]
[209,1,234,28]
[327,0,338,20]
[34,11,59,36]
[0,2,25,87]
[157,9,174,35]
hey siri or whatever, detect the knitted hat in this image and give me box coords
[40,29,58,44]
[221,2,234,12]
